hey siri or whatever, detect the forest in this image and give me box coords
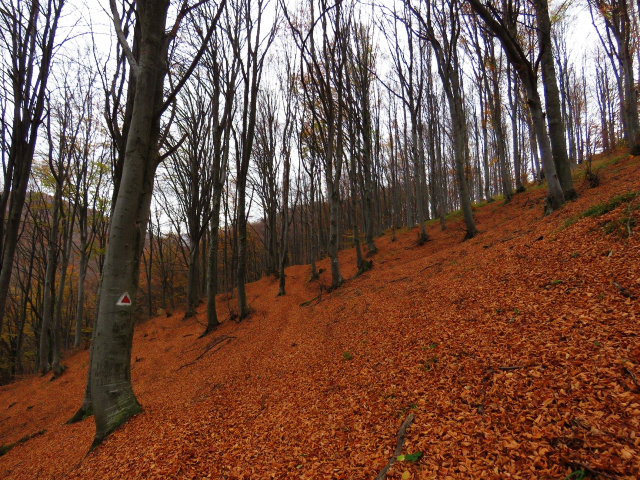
[0,0,639,478]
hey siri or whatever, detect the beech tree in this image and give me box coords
[408,0,478,237]
[589,0,640,154]
[467,0,565,213]
[276,48,299,295]
[0,0,65,357]
[85,0,225,446]
[204,10,239,334]
[231,0,277,319]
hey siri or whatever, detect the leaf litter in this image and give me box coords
[0,151,639,479]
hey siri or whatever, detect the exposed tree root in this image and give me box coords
[375,413,415,480]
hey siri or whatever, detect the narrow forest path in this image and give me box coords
[1,150,639,479]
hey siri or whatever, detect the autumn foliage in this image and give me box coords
[0,151,639,478]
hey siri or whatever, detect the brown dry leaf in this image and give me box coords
[0,151,639,479]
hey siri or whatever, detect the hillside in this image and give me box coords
[1,151,639,479]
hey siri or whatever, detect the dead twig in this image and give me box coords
[375,413,415,480]
[624,367,638,385]
[177,335,236,370]
[300,294,321,307]
[379,257,400,264]
[623,367,639,392]
[612,281,633,298]
[420,262,442,272]
[562,459,620,479]
[391,276,409,283]
[487,364,539,373]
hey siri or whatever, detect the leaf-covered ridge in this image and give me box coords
[0,151,639,479]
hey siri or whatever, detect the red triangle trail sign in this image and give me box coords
[117,292,132,306]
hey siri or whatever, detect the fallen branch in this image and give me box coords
[487,364,539,373]
[379,257,400,264]
[623,367,639,392]
[624,367,638,385]
[391,276,409,283]
[612,281,633,298]
[375,413,415,480]
[420,262,442,272]
[300,295,321,307]
[178,335,236,370]
[0,430,46,457]
[562,459,620,479]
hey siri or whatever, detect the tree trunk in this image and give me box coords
[38,190,62,374]
[205,199,222,333]
[74,245,87,348]
[52,204,76,376]
[0,0,64,345]
[236,179,250,318]
[413,121,429,242]
[185,239,199,318]
[533,0,576,199]
[89,0,170,446]
[277,142,292,295]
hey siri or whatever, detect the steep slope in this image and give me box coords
[1,151,639,479]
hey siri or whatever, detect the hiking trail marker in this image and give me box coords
[117,292,132,306]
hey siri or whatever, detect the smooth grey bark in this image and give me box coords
[389,129,398,241]
[414,122,429,242]
[525,105,542,181]
[277,150,291,294]
[51,199,77,376]
[206,208,222,331]
[507,69,524,193]
[533,0,576,200]
[89,0,224,445]
[467,0,565,213]
[304,153,319,280]
[205,140,232,330]
[344,53,369,275]
[327,101,345,289]
[90,0,167,440]
[186,238,199,317]
[74,246,88,348]
[401,119,414,228]
[589,0,639,152]
[277,57,296,295]
[0,0,64,346]
[38,188,61,375]
[287,0,345,289]
[481,91,491,199]
[144,227,153,317]
[446,83,478,238]
[468,17,492,200]
[352,25,377,254]
[234,0,275,319]
[205,176,225,333]
[409,0,477,238]
[205,69,233,333]
[74,152,102,348]
[348,134,366,274]
[484,39,513,200]
[67,332,94,424]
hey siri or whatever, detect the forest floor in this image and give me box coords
[1,150,639,479]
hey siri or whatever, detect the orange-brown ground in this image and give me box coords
[1,151,639,479]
